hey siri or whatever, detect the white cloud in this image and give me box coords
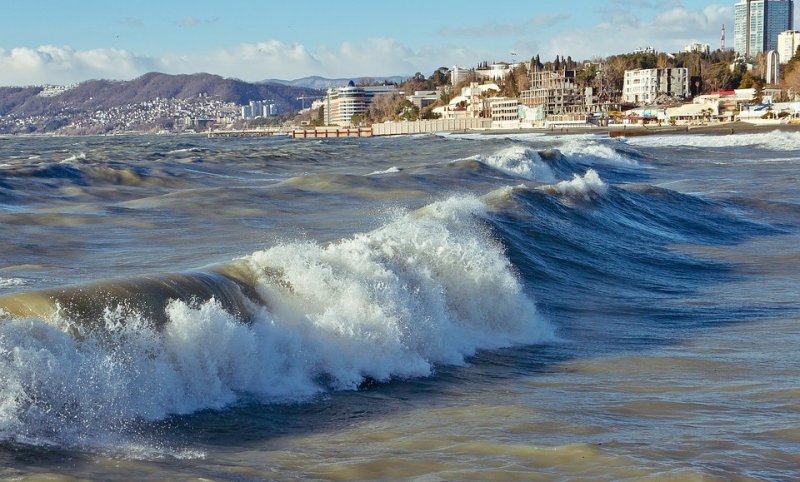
[0,45,159,85]
[541,3,733,59]
[0,38,496,86]
[0,3,740,87]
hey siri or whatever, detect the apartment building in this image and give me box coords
[622,68,689,105]
[489,97,520,122]
[778,29,800,62]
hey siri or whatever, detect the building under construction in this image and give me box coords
[519,69,593,125]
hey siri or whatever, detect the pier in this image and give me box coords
[207,128,288,138]
[208,127,373,139]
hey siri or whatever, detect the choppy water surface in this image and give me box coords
[0,131,798,480]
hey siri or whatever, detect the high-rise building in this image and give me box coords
[734,0,794,57]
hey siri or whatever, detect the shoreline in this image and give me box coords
[4,122,800,140]
[476,121,800,138]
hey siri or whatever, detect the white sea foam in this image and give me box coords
[0,196,552,450]
[367,166,401,175]
[478,145,556,182]
[544,169,608,200]
[60,152,86,163]
[623,130,800,151]
[0,277,27,289]
[167,147,207,155]
[557,138,636,165]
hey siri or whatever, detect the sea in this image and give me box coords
[0,130,798,481]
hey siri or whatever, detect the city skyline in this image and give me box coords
[0,0,792,86]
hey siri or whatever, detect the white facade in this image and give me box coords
[241,100,277,119]
[489,97,520,122]
[475,62,523,82]
[324,83,398,126]
[685,42,711,54]
[450,66,472,86]
[778,30,800,62]
[623,68,689,105]
[407,90,439,109]
[433,82,499,119]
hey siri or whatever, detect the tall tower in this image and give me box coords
[734,0,794,58]
[721,24,726,50]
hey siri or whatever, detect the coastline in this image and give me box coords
[475,121,800,138]
[5,122,800,140]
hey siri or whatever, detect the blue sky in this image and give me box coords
[0,0,769,85]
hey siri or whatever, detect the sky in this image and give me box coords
[0,0,786,86]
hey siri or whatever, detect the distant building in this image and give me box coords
[450,66,473,86]
[685,42,711,54]
[241,100,277,119]
[734,0,794,58]
[407,90,440,109]
[622,68,689,105]
[475,62,523,82]
[36,84,77,97]
[324,82,398,126]
[778,29,800,61]
[489,97,520,123]
[433,82,499,120]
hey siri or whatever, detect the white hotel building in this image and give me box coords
[623,68,689,105]
[324,82,398,126]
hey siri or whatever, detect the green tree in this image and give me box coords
[394,99,419,121]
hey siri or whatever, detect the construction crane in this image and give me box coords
[297,95,312,109]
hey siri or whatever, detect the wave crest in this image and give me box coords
[478,145,556,181]
[543,169,608,200]
[0,195,552,448]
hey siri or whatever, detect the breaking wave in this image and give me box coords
[0,195,552,448]
[475,145,557,182]
[541,169,608,200]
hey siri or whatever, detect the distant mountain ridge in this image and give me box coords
[264,75,408,90]
[0,72,324,117]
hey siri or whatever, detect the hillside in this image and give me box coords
[264,75,407,90]
[0,73,323,117]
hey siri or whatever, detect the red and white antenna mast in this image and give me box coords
[721,24,726,51]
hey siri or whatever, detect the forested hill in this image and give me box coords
[0,72,322,117]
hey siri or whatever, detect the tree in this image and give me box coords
[739,71,756,88]
[429,67,449,86]
[394,99,419,121]
[576,64,598,89]
[367,92,403,122]
[782,51,800,99]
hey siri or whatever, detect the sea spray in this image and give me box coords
[475,145,557,181]
[0,195,552,447]
[244,195,553,388]
[556,137,636,165]
[543,169,608,200]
